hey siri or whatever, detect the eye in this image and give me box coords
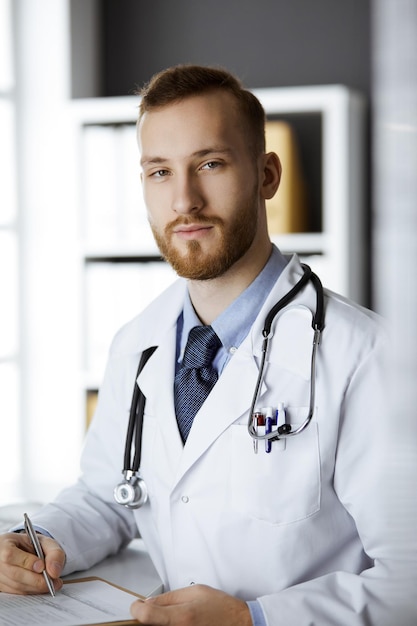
[149,169,170,178]
[201,161,222,171]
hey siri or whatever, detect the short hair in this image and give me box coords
[137,64,266,156]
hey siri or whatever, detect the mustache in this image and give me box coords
[165,215,223,235]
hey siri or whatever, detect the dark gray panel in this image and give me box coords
[101,0,370,96]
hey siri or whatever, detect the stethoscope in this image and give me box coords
[114,264,325,509]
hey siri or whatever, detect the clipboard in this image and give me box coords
[0,574,146,626]
[63,576,145,626]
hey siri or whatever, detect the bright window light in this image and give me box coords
[0,100,16,225]
[0,231,18,359]
[0,0,13,92]
[0,362,20,505]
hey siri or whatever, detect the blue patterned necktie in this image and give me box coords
[174,325,222,443]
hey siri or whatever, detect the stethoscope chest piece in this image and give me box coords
[114,469,148,509]
[113,345,157,510]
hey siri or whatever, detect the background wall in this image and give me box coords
[99,0,371,98]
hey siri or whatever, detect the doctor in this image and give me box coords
[1,65,416,625]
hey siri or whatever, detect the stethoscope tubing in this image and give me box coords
[123,345,157,475]
[247,265,324,442]
[120,264,324,485]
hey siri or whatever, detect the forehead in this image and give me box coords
[138,91,247,158]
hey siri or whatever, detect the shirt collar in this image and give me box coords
[178,245,288,360]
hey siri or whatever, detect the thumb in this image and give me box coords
[41,536,66,578]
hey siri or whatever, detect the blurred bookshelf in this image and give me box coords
[70,85,365,426]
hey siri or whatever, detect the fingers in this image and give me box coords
[40,535,66,579]
[0,533,45,594]
[0,532,39,569]
[144,586,203,606]
[129,586,209,625]
[0,532,64,595]
[130,588,193,624]
[130,598,171,625]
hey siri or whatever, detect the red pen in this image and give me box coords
[252,412,264,454]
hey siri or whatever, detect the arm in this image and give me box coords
[17,352,138,578]
[0,346,140,593]
[256,334,417,625]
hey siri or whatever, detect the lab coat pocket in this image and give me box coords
[230,412,321,525]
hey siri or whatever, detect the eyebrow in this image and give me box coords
[140,147,233,167]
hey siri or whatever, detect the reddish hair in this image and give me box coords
[137,65,266,156]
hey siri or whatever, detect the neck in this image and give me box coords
[187,236,272,325]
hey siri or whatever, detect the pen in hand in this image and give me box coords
[23,512,56,597]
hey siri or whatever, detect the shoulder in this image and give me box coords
[322,288,387,355]
[324,288,384,329]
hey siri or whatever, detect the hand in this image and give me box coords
[0,531,65,594]
[130,584,252,626]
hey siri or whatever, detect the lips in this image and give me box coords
[173,224,212,234]
[166,215,222,241]
[173,223,213,240]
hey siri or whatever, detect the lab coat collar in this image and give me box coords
[111,278,186,358]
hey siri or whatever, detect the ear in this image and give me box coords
[260,152,281,200]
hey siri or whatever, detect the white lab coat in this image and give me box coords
[33,254,417,625]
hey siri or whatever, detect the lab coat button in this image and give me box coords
[181,495,189,503]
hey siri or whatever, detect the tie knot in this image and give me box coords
[182,325,221,369]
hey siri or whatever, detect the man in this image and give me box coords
[0,65,416,625]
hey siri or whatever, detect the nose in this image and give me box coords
[171,171,204,215]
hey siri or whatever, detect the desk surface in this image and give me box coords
[64,539,164,598]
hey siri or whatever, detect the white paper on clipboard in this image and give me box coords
[0,577,143,626]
